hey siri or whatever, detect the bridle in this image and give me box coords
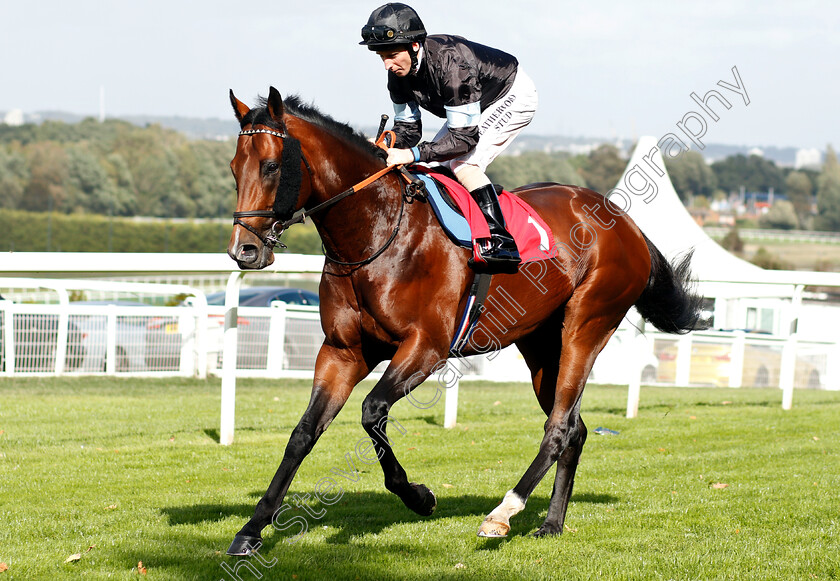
[232,126,420,266]
[231,127,310,249]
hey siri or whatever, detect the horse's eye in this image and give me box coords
[264,161,280,175]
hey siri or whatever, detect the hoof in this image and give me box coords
[404,482,437,516]
[477,516,510,538]
[226,535,263,556]
[532,524,562,538]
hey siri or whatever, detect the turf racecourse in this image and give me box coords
[0,377,837,580]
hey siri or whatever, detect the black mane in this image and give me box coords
[246,94,383,159]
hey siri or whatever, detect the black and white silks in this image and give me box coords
[387,34,518,163]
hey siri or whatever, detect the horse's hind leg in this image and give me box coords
[475,324,561,537]
[534,400,587,536]
[477,297,619,538]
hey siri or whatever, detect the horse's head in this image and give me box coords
[228,87,308,270]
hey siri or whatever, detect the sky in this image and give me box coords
[1,0,837,150]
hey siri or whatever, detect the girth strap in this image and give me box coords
[449,272,493,356]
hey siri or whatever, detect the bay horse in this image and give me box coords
[225,87,705,555]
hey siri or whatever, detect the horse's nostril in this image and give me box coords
[238,244,259,262]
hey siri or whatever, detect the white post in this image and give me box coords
[54,306,69,375]
[728,330,746,388]
[626,325,644,419]
[220,272,244,446]
[177,312,195,376]
[827,343,840,391]
[193,293,208,380]
[444,376,459,428]
[780,285,804,410]
[266,302,287,375]
[2,300,15,375]
[51,287,70,374]
[625,379,641,419]
[675,333,693,386]
[106,304,117,374]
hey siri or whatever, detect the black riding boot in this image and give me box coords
[468,184,521,274]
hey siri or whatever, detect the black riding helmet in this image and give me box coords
[360,3,427,49]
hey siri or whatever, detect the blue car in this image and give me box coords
[205,287,319,307]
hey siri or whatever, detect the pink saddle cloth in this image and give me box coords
[413,167,559,264]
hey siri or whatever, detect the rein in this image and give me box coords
[323,190,405,267]
[232,127,403,257]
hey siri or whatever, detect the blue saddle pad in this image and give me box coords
[413,173,472,247]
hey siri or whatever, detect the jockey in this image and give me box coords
[360,2,538,274]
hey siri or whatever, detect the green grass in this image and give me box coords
[1,378,838,580]
[739,241,840,271]
[706,234,840,271]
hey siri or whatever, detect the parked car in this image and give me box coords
[144,287,322,372]
[144,311,190,372]
[205,287,322,370]
[71,301,150,372]
[206,287,319,308]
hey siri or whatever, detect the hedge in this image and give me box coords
[0,209,323,255]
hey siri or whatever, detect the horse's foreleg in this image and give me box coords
[360,333,447,516]
[227,345,368,556]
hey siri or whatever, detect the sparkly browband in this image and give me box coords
[239,128,287,139]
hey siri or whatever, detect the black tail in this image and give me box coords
[634,234,710,334]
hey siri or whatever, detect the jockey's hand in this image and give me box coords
[386,147,415,166]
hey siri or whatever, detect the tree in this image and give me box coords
[759,200,798,230]
[21,142,68,212]
[0,145,29,209]
[784,170,814,226]
[664,150,717,203]
[64,144,116,214]
[113,124,199,217]
[815,146,840,231]
[711,154,785,194]
[486,151,586,191]
[133,148,190,217]
[175,141,236,218]
[720,226,744,253]
[577,145,626,194]
[102,153,138,216]
[0,117,241,219]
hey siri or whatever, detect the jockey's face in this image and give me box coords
[375,43,418,77]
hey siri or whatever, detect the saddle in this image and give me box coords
[410,167,559,265]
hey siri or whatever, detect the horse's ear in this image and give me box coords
[267,86,285,124]
[230,90,250,123]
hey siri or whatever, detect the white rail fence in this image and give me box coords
[0,278,330,380]
[3,253,840,443]
[0,278,208,377]
[0,300,330,377]
[4,289,833,388]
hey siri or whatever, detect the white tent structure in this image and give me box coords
[614,137,801,333]
[615,136,761,281]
